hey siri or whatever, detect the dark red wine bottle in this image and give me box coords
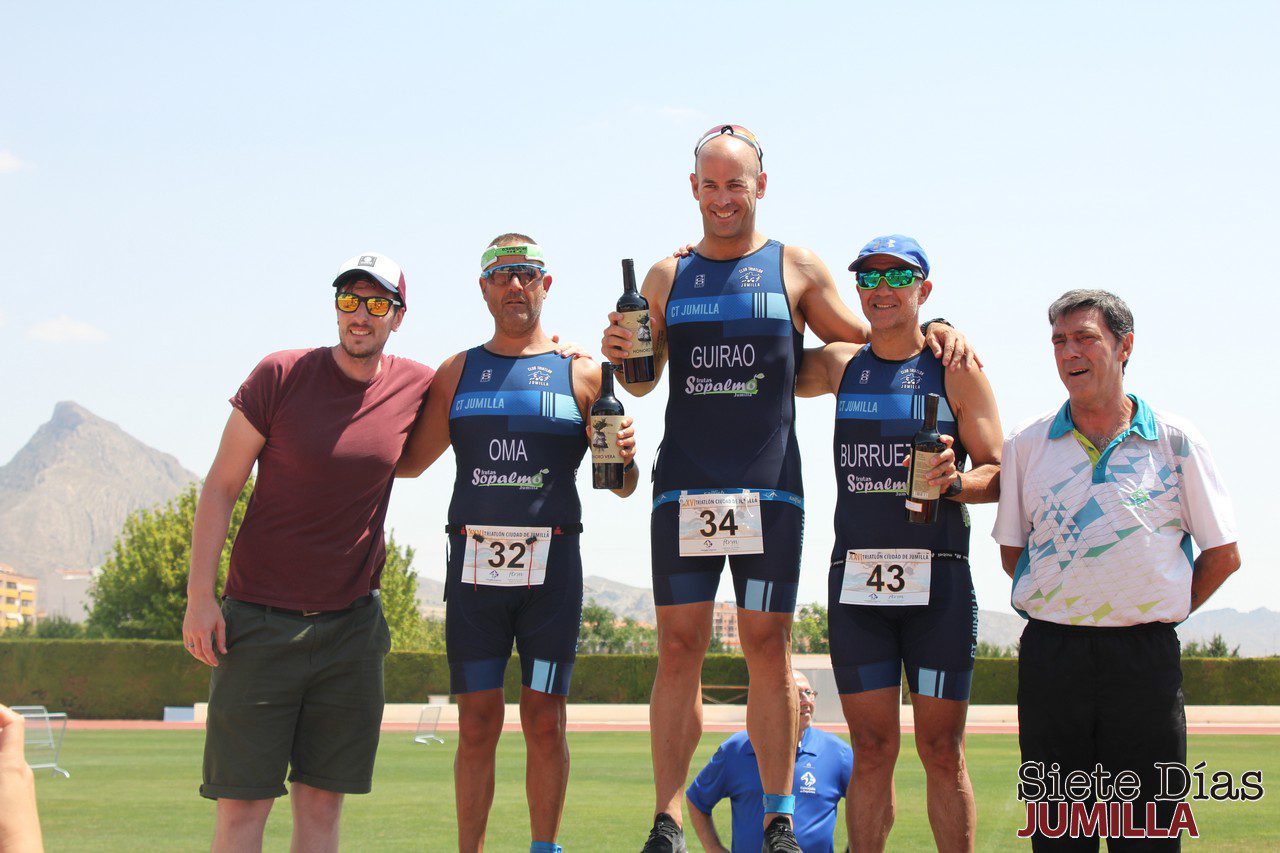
[618,258,655,383]
[906,393,944,524]
[591,364,626,489]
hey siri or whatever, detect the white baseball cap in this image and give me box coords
[332,252,407,308]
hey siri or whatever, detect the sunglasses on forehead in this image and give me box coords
[335,291,400,316]
[693,124,764,166]
[855,268,923,290]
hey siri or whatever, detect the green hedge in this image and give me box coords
[0,642,1275,718]
[0,640,209,719]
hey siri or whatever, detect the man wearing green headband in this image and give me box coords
[398,233,638,853]
[601,126,977,853]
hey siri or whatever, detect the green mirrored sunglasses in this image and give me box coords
[855,268,922,289]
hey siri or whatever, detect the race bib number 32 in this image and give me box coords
[840,548,931,605]
[678,492,765,556]
[461,525,552,586]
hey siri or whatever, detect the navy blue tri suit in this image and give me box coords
[652,239,805,612]
[445,347,586,696]
[828,346,977,700]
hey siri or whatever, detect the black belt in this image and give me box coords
[444,523,582,536]
[225,591,378,617]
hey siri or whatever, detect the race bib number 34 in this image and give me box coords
[840,548,931,605]
[461,525,552,586]
[678,492,764,556]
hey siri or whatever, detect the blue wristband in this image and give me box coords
[530,843,562,853]
[762,793,796,815]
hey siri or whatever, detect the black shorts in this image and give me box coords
[201,595,390,800]
[828,557,976,700]
[1018,619,1186,851]
[650,495,803,613]
[445,532,582,696]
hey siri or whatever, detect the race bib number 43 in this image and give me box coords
[678,492,764,556]
[461,525,552,586]
[840,548,931,605]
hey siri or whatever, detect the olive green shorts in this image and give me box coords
[199,595,391,800]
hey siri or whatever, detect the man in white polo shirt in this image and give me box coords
[993,289,1239,850]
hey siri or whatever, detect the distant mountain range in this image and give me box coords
[415,574,1279,657]
[3,403,1274,657]
[0,402,196,617]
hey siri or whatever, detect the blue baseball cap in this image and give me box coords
[848,234,930,279]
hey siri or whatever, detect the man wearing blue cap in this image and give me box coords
[796,235,1003,852]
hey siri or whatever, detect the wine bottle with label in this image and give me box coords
[591,363,626,489]
[617,258,655,383]
[906,393,945,524]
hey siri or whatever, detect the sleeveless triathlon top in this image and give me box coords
[653,239,804,503]
[447,347,587,527]
[830,346,970,561]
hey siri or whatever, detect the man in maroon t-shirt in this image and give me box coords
[181,252,434,853]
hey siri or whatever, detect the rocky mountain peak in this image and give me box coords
[0,403,198,617]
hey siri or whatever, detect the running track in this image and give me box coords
[66,721,1280,735]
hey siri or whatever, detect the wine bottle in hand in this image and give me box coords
[617,258,655,383]
[591,364,626,489]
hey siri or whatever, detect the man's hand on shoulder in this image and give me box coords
[551,335,596,361]
[924,322,983,371]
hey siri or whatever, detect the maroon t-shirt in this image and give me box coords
[225,347,434,610]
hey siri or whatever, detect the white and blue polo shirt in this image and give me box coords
[993,394,1236,627]
[685,726,852,853]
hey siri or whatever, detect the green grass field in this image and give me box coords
[31,731,1278,851]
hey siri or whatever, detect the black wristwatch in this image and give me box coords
[921,317,952,336]
[943,472,963,499]
[623,460,637,474]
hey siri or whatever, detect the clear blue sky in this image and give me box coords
[3,2,1277,616]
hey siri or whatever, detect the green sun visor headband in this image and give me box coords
[480,244,546,270]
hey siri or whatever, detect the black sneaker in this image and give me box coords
[641,812,687,853]
[762,816,801,853]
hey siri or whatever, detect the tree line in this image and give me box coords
[0,483,1251,659]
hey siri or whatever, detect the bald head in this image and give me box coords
[694,133,762,181]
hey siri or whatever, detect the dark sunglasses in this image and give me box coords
[335,291,400,317]
[855,268,922,290]
[482,263,547,288]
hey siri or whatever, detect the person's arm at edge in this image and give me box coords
[0,704,43,853]
[603,258,675,397]
[574,358,638,498]
[397,353,463,478]
[1190,543,1240,613]
[685,798,729,853]
[182,410,264,667]
[940,363,1002,503]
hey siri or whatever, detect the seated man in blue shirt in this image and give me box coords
[686,672,853,853]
